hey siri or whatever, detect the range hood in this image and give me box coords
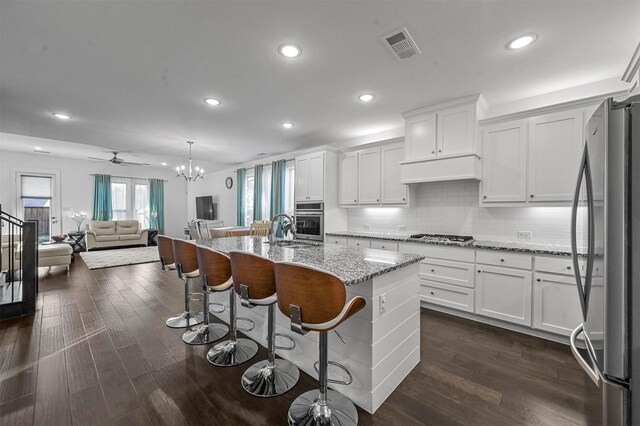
[400,153,481,184]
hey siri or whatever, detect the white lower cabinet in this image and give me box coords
[347,237,371,248]
[421,280,474,313]
[533,273,583,336]
[475,265,532,326]
[326,236,347,245]
[370,240,398,251]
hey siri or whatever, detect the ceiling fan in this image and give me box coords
[88,151,149,166]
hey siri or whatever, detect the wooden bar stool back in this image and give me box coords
[274,262,366,426]
[157,235,176,270]
[229,250,299,397]
[196,247,258,366]
[163,239,204,329]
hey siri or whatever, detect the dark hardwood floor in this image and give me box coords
[0,258,602,425]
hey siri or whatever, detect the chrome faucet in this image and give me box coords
[268,213,297,245]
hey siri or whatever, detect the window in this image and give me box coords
[244,170,254,226]
[110,178,149,225]
[261,164,272,220]
[20,175,53,243]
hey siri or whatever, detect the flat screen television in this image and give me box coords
[195,196,216,220]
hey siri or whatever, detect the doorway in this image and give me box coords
[15,172,61,243]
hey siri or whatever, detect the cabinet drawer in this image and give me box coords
[370,240,398,251]
[421,280,474,313]
[420,258,474,288]
[476,250,531,270]
[326,236,348,245]
[398,243,474,263]
[535,256,585,276]
[347,238,371,248]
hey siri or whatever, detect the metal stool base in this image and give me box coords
[181,323,229,345]
[288,389,358,426]
[165,311,204,328]
[207,338,258,367]
[241,359,300,397]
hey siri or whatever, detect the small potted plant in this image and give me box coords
[70,212,87,232]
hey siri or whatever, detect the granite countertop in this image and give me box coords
[325,231,581,256]
[196,236,425,286]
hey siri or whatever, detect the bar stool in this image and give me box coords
[274,262,366,426]
[229,250,299,397]
[191,245,258,363]
[164,239,204,329]
[157,235,176,272]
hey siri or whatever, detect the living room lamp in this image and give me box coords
[176,141,204,182]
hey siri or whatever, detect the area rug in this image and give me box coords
[79,246,159,270]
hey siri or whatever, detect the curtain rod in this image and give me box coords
[89,174,168,182]
[236,158,295,171]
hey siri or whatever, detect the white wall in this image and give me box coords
[347,180,582,246]
[0,150,188,238]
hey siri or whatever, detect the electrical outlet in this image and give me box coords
[379,294,387,315]
[518,231,532,239]
[398,225,407,231]
[363,223,371,230]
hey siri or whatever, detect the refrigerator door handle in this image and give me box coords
[570,324,600,386]
[583,145,596,311]
[571,145,589,320]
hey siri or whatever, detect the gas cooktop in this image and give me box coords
[408,233,474,244]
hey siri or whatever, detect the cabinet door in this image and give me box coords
[528,109,583,201]
[339,152,359,205]
[481,120,527,202]
[437,104,474,156]
[475,265,532,326]
[405,113,437,160]
[295,155,309,201]
[533,273,583,336]
[357,148,381,205]
[307,152,325,201]
[381,144,408,204]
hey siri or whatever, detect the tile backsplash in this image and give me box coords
[347,180,584,246]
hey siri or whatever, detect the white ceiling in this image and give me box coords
[1,1,638,171]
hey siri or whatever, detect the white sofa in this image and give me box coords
[85,220,148,250]
[2,235,73,271]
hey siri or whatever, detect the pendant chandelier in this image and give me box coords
[176,141,204,181]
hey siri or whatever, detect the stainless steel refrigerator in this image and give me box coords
[570,95,639,425]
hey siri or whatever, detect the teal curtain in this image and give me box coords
[253,164,263,221]
[270,160,286,237]
[149,178,165,234]
[92,174,112,221]
[236,168,246,226]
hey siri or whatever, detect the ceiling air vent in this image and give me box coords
[382,27,421,60]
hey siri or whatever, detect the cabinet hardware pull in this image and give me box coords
[354,199,357,202]
[483,195,487,199]
[438,149,442,153]
[431,150,435,154]
[530,194,534,198]
[402,198,406,201]
[376,199,379,202]
[500,259,504,262]
[477,270,481,273]
[536,278,541,282]
[567,266,571,269]
[430,269,435,272]
[430,291,434,295]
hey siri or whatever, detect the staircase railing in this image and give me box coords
[1,204,38,320]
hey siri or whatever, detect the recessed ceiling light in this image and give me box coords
[281,122,294,129]
[278,44,301,58]
[203,98,221,106]
[34,146,43,151]
[358,94,375,102]
[52,112,71,120]
[161,162,167,166]
[257,153,267,156]
[507,33,537,50]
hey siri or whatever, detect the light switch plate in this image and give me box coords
[517,231,532,239]
[379,294,386,315]
[398,225,407,231]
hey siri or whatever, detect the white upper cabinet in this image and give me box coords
[338,152,358,205]
[381,144,408,204]
[358,148,381,204]
[400,94,487,184]
[437,103,474,156]
[481,120,527,203]
[405,113,437,160]
[527,109,584,202]
[295,152,325,201]
[339,142,407,207]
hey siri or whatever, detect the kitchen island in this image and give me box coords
[197,236,424,414]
